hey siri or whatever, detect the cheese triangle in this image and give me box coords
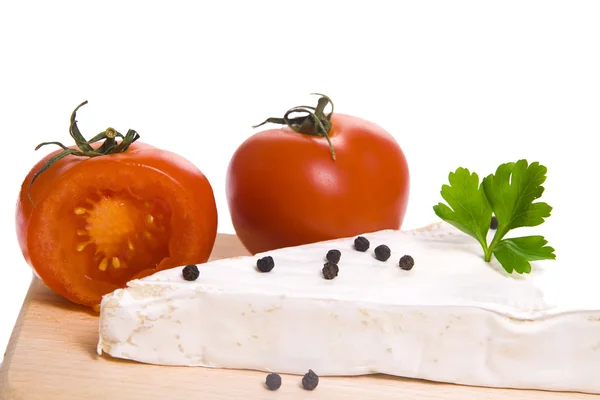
[98,222,600,394]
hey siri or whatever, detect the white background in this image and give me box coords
[0,0,598,365]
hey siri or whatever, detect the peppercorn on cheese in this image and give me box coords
[97,222,600,394]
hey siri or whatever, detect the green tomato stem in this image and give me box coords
[251,93,337,160]
[28,101,140,207]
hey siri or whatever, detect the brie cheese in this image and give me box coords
[98,222,600,394]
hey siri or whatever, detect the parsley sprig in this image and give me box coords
[433,160,555,274]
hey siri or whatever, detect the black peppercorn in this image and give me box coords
[257,256,275,272]
[490,216,498,230]
[399,255,414,271]
[302,369,319,390]
[326,249,341,264]
[354,236,370,252]
[265,373,281,390]
[322,262,339,280]
[182,264,199,281]
[374,244,391,261]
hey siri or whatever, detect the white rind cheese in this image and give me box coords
[98,222,600,394]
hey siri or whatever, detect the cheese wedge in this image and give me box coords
[98,222,600,394]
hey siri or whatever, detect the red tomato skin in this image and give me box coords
[16,142,218,307]
[226,113,410,254]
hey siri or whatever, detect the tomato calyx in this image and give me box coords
[252,93,337,160]
[28,100,141,206]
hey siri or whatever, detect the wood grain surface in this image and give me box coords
[0,233,597,399]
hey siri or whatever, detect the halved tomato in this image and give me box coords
[15,102,218,309]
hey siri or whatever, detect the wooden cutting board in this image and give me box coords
[0,233,597,400]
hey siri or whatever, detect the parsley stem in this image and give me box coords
[485,228,506,262]
[484,247,493,262]
[483,243,491,262]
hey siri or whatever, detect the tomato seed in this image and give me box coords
[74,207,88,215]
[76,241,91,252]
[99,257,108,271]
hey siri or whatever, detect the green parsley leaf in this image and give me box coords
[492,244,532,274]
[433,159,556,274]
[492,236,556,274]
[497,236,556,261]
[482,160,552,232]
[433,167,492,253]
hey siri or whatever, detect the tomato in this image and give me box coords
[16,102,218,309]
[226,94,410,254]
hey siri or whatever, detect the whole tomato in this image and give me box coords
[16,101,218,309]
[226,94,410,254]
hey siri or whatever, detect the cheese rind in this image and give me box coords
[98,223,600,394]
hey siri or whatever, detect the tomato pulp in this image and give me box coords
[16,103,218,308]
[226,95,410,254]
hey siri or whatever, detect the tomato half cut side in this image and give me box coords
[20,148,217,308]
[16,102,218,309]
